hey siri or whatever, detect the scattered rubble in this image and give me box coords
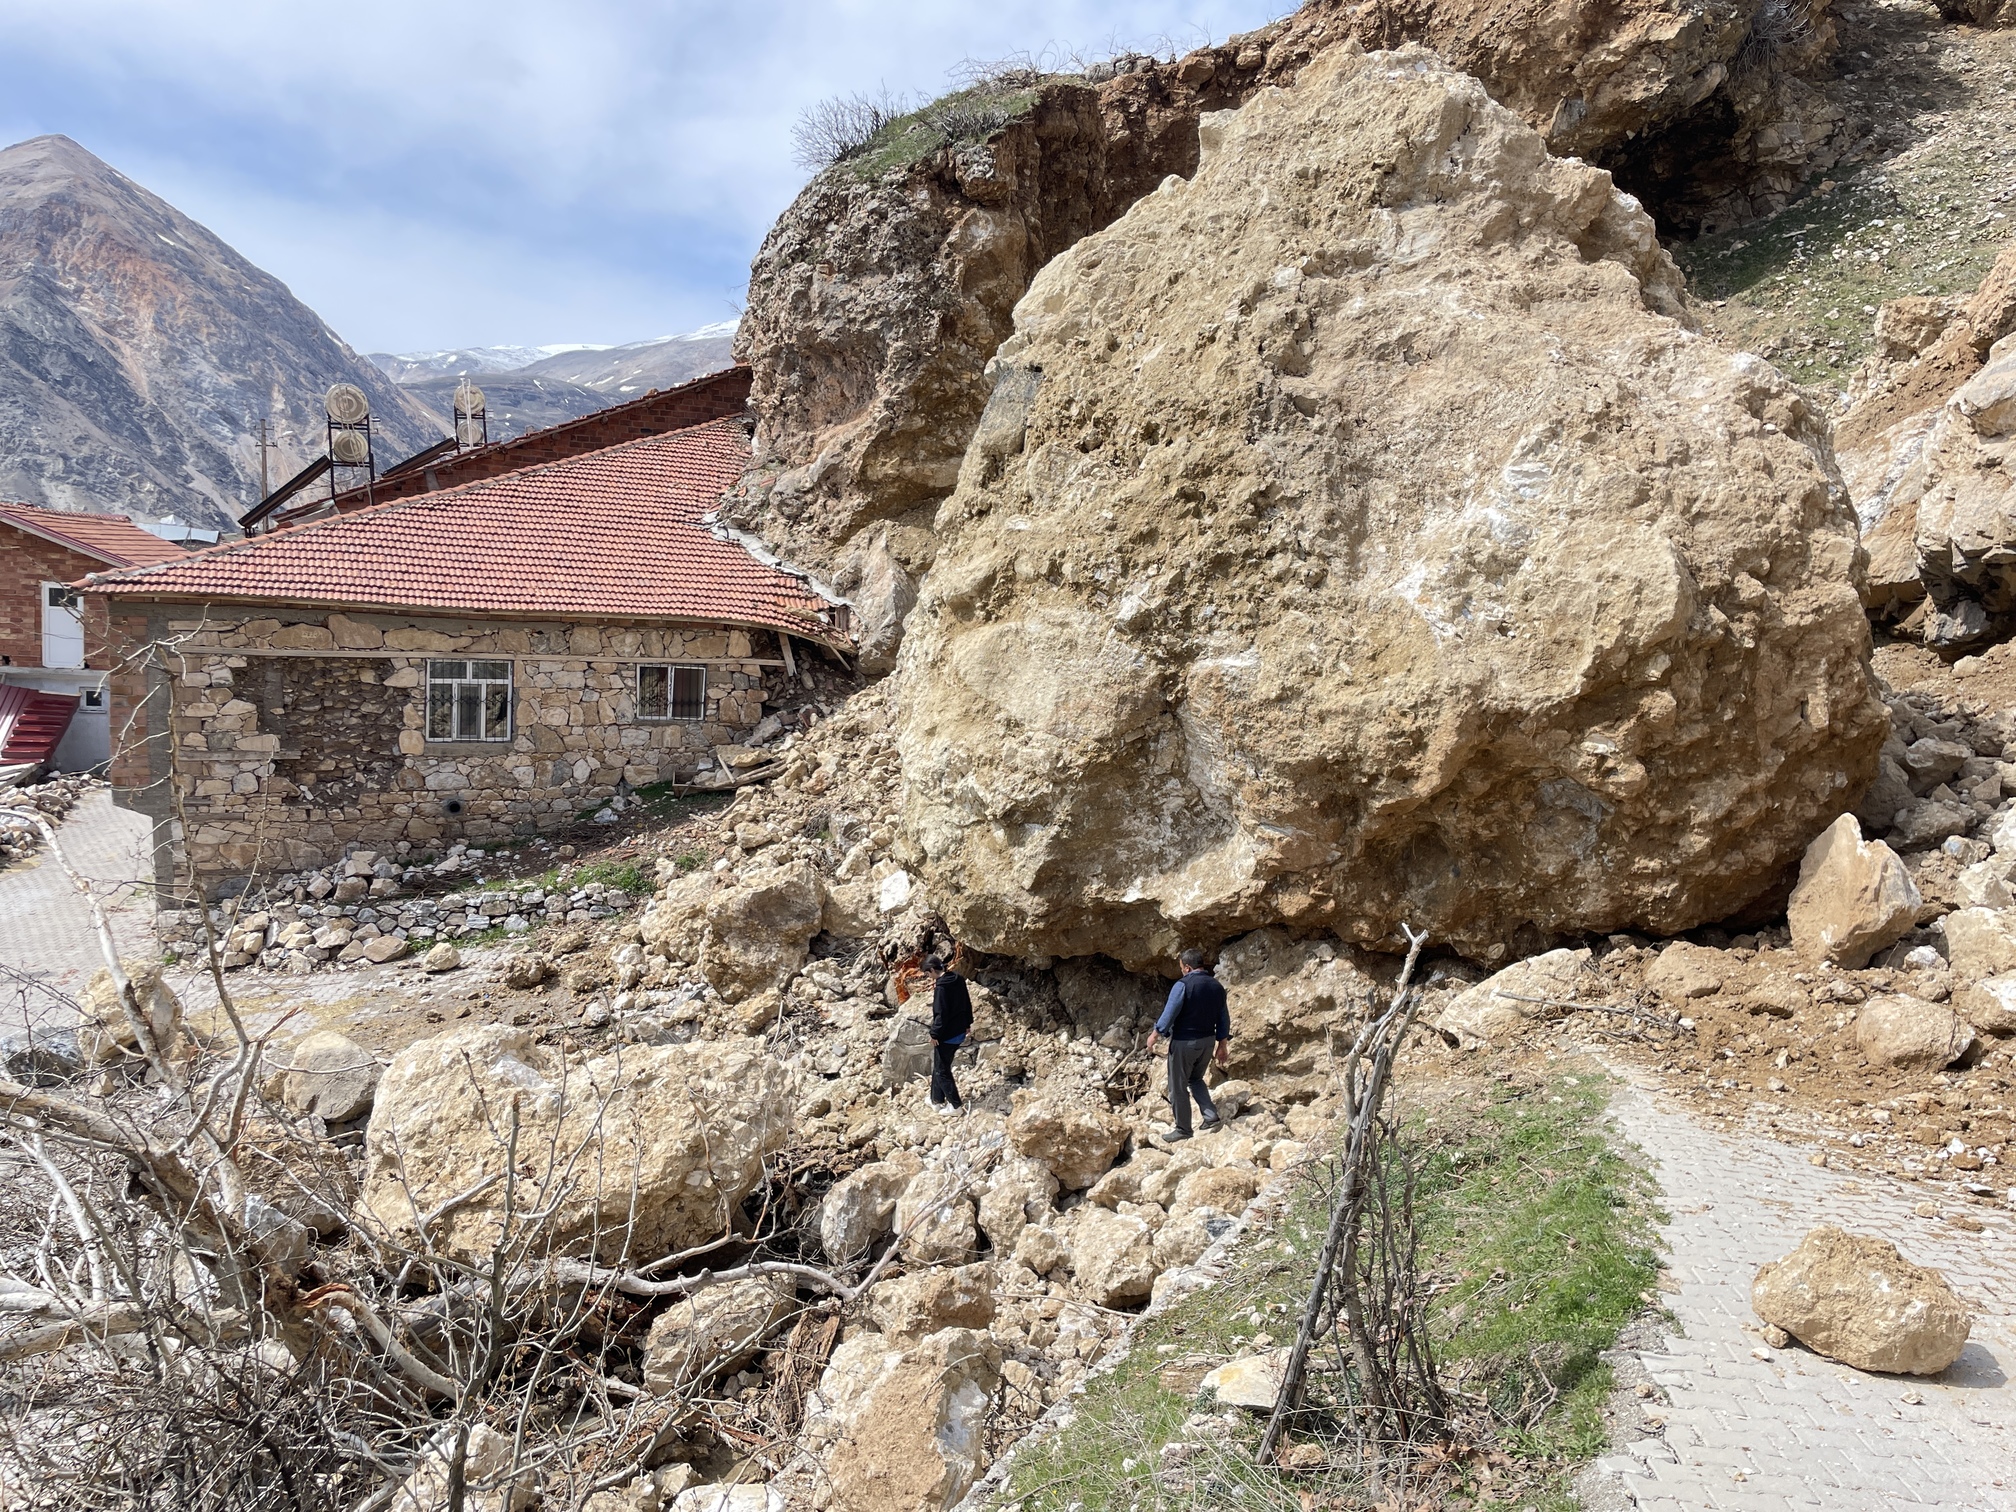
[0,771,104,865]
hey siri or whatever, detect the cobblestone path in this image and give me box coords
[0,790,157,1027]
[1594,1072,2016,1511]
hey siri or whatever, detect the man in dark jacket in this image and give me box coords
[924,955,972,1115]
[1146,947,1230,1140]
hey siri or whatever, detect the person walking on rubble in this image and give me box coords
[1147,947,1230,1141]
[924,954,972,1116]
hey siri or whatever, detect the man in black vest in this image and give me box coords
[1146,947,1230,1140]
[924,955,972,1116]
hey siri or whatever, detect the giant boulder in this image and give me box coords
[893,45,1883,967]
[359,1028,794,1264]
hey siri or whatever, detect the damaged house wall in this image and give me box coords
[105,605,792,896]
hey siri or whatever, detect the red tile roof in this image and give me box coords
[84,420,846,643]
[0,503,189,567]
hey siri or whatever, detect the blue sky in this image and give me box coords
[0,1,1286,354]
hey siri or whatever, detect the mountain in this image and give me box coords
[372,323,740,413]
[516,323,738,395]
[366,343,612,384]
[0,136,438,530]
[397,372,613,443]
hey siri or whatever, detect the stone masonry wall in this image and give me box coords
[103,603,793,895]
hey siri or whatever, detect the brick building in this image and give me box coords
[0,503,186,768]
[86,407,849,898]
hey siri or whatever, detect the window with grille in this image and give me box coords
[638,664,706,721]
[426,660,512,741]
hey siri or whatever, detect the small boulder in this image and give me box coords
[643,1277,795,1393]
[894,1166,977,1265]
[503,953,553,989]
[822,1328,998,1512]
[1957,974,2016,1035]
[1012,1224,1068,1275]
[977,1154,1059,1250]
[867,1263,996,1345]
[421,944,462,973]
[1170,1164,1261,1219]
[880,1017,933,1089]
[1434,948,1590,1046]
[362,935,411,964]
[1786,814,1921,968]
[1201,1350,1288,1410]
[390,1423,530,1512]
[1005,1095,1128,1191]
[0,1026,82,1086]
[1070,1206,1159,1307]
[1643,941,1727,1002]
[1942,907,2016,981]
[1853,995,1975,1070]
[279,1030,380,1123]
[1752,1226,1971,1375]
[1152,1205,1234,1271]
[668,1488,783,1512]
[77,961,182,1066]
[820,1153,923,1262]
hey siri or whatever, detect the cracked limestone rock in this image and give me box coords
[278,1029,380,1123]
[1786,813,1921,968]
[1752,1226,1971,1376]
[1435,948,1591,1047]
[1005,1094,1129,1191]
[359,1028,794,1265]
[894,44,1883,968]
[1069,1206,1161,1307]
[821,1327,1000,1512]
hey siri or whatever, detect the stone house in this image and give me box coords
[0,502,186,768]
[85,411,848,897]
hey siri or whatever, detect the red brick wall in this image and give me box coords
[328,365,754,515]
[0,530,113,669]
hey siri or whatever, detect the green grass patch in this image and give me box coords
[994,1068,1662,1511]
[842,85,1043,180]
[569,857,654,895]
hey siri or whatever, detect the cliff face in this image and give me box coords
[0,135,436,529]
[729,0,1845,667]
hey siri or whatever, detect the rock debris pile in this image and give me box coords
[0,771,104,864]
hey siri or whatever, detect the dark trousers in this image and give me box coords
[930,1040,963,1107]
[1167,1037,1218,1134]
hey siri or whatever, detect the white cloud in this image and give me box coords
[0,0,1287,348]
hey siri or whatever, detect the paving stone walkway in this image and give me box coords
[0,790,158,1029]
[1594,1071,2016,1512]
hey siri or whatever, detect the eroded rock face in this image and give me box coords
[1786,814,1920,968]
[1840,242,2016,646]
[894,45,1883,967]
[1752,1226,1971,1375]
[359,1029,795,1264]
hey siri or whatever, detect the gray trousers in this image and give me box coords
[1166,1037,1219,1134]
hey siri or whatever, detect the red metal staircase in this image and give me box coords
[0,686,79,769]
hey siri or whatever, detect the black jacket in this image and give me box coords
[928,971,973,1043]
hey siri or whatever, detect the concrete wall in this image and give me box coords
[105,603,793,896]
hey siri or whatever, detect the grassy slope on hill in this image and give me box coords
[1676,8,2016,392]
[993,1065,1662,1512]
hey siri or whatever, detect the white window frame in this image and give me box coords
[637,663,707,722]
[41,583,84,669]
[425,659,513,742]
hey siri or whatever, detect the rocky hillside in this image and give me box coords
[0,136,436,530]
[725,0,1862,671]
